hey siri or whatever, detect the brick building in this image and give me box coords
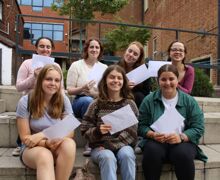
[0,0,23,85]
[17,0,69,70]
[143,0,219,87]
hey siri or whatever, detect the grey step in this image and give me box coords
[0,85,219,113]
[195,97,220,113]
[0,100,5,114]
[0,112,220,148]
[0,86,22,112]
[0,145,220,180]
[0,112,86,148]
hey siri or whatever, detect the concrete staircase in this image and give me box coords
[0,86,220,180]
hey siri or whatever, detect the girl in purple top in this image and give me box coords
[167,41,195,94]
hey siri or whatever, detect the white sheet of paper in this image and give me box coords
[42,114,81,140]
[101,104,138,135]
[126,64,151,85]
[32,54,55,69]
[88,63,107,85]
[148,61,171,77]
[150,108,185,134]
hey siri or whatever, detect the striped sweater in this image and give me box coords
[81,98,138,152]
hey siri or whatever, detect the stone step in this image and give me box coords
[0,112,220,148]
[0,112,86,148]
[0,85,219,113]
[195,97,220,113]
[0,145,220,180]
[0,99,5,114]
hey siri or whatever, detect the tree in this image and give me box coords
[52,0,129,20]
[103,25,151,53]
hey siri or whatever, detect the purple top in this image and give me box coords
[178,65,194,94]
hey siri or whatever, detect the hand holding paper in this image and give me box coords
[150,108,185,134]
[43,114,81,140]
[101,105,138,135]
[32,54,55,69]
[88,63,107,86]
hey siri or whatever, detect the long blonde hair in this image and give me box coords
[29,64,64,119]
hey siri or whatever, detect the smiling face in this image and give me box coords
[87,40,101,60]
[124,44,141,67]
[106,69,124,94]
[159,71,178,99]
[169,42,185,63]
[36,38,53,57]
[42,69,61,97]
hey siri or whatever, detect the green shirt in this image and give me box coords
[138,89,207,162]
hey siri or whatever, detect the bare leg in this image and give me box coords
[22,147,55,180]
[55,138,76,180]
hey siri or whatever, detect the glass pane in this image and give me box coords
[23,28,31,39]
[32,30,42,40]
[21,0,31,5]
[24,23,31,28]
[32,23,42,30]
[53,31,63,41]
[43,24,53,30]
[43,0,53,7]
[33,0,43,6]
[32,6,43,11]
[54,25,64,31]
[17,0,21,5]
[43,31,53,39]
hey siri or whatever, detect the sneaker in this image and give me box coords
[83,144,91,156]
[134,146,142,154]
[12,146,21,156]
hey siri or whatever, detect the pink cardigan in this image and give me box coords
[178,65,194,94]
[16,59,63,94]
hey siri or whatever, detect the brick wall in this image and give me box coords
[19,6,69,53]
[144,0,218,85]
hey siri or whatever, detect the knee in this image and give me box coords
[59,138,76,156]
[82,97,93,105]
[171,150,193,162]
[99,151,117,164]
[36,148,54,167]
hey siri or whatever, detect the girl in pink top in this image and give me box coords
[16,37,55,94]
[167,41,195,94]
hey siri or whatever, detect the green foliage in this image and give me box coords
[103,26,151,52]
[52,0,128,20]
[191,68,214,97]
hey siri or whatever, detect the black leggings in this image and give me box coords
[142,140,197,180]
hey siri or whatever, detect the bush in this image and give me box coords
[191,68,214,97]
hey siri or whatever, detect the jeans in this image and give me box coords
[91,146,136,180]
[72,96,93,119]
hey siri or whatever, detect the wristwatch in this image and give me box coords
[180,134,185,143]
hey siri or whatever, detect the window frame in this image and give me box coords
[23,22,64,42]
[18,0,63,7]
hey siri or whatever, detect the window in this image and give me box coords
[0,1,2,21]
[193,57,210,77]
[18,0,63,7]
[24,22,64,43]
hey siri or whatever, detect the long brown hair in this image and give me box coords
[82,38,104,60]
[157,64,179,80]
[118,41,145,73]
[98,65,134,102]
[29,64,64,119]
